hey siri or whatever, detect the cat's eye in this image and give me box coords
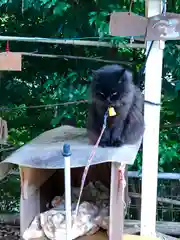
[99,92,105,96]
[96,92,105,99]
[111,92,118,96]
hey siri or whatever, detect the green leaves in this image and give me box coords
[175,80,180,91]
[39,71,88,128]
[53,2,71,16]
[0,175,20,213]
[88,11,109,38]
[0,0,9,7]
[158,130,180,172]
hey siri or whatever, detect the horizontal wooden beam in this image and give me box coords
[125,220,180,236]
[130,192,180,206]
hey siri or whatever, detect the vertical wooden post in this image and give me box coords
[141,0,165,236]
[109,163,125,240]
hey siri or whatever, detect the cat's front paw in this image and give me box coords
[99,140,111,147]
[111,138,123,147]
[111,130,124,147]
[99,137,111,147]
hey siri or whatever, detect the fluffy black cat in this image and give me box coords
[87,64,144,147]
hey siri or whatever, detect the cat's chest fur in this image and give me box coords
[106,113,120,128]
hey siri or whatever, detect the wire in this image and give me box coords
[6,41,10,52]
[0,100,88,112]
[137,0,167,86]
[162,0,167,15]
[75,110,108,216]
[128,0,134,15]
[62,36,119,40]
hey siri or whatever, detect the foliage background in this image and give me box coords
[0,0,180,215]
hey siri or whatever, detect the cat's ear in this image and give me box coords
[118,69,126,83]
[121,68,126,76]
[89,70,96,79]
[118,68,133,82]
[91,70,99,80]
[91,69,96,75]
[125,69,133,80]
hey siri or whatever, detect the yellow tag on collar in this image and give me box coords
[108,107,116,117]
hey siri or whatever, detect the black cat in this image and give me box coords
[87,64,144,147]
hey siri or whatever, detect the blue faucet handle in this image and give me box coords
[62,143,72,157]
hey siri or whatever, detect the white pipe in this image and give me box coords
[64,155,72,240]
[62,144,72,240]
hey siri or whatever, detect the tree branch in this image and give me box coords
[20,52,133,65]
[161,122,180,129]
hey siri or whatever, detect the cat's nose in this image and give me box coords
[107,97,111,103]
